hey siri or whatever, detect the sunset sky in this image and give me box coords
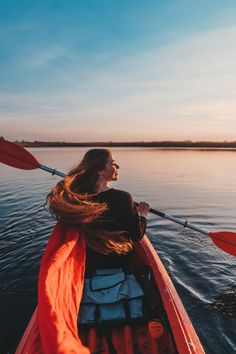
[1,0,236,142]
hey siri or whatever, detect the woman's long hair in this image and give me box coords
[46,149,133,255]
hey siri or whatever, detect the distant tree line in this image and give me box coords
[12,139,236,148]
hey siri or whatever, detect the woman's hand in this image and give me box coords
[137,202,150,218]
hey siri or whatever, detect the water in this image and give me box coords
[0,147,236,353]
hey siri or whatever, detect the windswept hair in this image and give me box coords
[46,149,133,255]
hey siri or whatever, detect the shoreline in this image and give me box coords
[15,141,236,149]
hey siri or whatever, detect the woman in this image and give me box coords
[17,149,150,354]
[47,148,149,272]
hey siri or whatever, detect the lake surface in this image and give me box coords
[0,147,236,353]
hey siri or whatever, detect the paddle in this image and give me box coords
[0,140,65,177]
[1,140,236,257]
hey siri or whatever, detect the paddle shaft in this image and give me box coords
[40,165,66,178]
[149,208,209,236]
[26,167,236,256]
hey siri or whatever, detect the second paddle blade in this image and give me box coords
[210,231,236,257]
[0,140,40,170]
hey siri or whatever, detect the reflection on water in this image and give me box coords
[0,148,236,353]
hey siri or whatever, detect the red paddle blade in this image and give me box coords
[209,231,236,256]
[0,140,40,170]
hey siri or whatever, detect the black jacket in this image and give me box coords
[86,188,146,271]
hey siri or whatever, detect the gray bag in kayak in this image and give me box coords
[78,268,144,325]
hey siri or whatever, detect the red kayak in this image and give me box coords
[16,230,205,354]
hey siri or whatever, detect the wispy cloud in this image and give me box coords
[24,46,67,68]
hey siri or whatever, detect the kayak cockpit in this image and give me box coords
[78,239,177,353]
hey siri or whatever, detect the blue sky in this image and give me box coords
[1,0,236,141]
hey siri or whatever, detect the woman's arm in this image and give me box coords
[120,192,149,241]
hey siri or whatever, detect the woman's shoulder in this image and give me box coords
[97,189,134,206]
[109,188,133,202]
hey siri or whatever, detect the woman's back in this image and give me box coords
[86,188,146,272]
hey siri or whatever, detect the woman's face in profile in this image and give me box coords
[103,153,119,182]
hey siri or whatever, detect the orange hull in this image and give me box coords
[16,235,205,354]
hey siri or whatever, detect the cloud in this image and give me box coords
[24,46,67,68]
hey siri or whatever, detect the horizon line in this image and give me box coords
[7,139,236,148]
